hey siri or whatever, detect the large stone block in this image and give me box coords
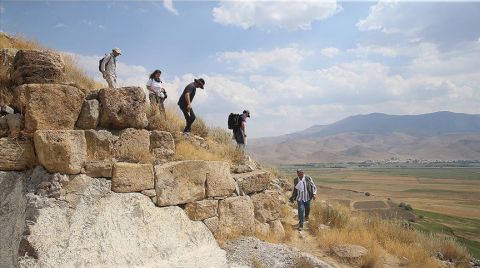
[33,130,86,174]
[84,130,117,161]
[112,162,154,193]
[76,99,99,130]
[98,87,148,129]
[85,161,113,178]
[251,192,282,223]
[154,161,207,206]
[16,84,85,132]
[205,161,236,198]
[150,130,175,159]
[184,200,219,221]
[113,128,151,162]
[0,138,36,170]
[217,196,255,238]
[5,113,23,137]
[233,171,271,195]
[10,50,65,86]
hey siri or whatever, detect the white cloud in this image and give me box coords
[54,23,67,28]
[320,47,340,58]
[347,44,398,58]
[217,46,309,73]
[163,0,179,15]
[212,1,341,31]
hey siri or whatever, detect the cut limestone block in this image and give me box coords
[112,162,154,193]
[233,170,271,195]
[184,200,219,221]
[98,87,148,129]
[0,138,36,171]
[76,99,99,130]
[10,50,65,86]
[33,130,86,174]
[217,196,255,238]
[113,128,151,163]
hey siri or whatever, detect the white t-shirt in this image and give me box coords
[146,78,165,98]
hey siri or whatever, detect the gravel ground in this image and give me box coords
[222,237,337,268]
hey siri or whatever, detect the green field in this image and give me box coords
[280,165,480,258]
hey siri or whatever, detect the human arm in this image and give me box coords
[309,176,317,200]
[185,92,191,110]
[240,121,246,137]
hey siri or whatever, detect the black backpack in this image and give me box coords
[98,54,110,72]
[228,113,242,129]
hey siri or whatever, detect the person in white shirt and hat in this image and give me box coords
[100,48,121,88]
[289,169,317,230]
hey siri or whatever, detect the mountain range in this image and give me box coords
[249,111,480,164]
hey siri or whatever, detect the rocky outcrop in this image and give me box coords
[332,244,368,259]
[84,160,112,178]
[5,113,23,137]
[0,172,26,268]
[17,84,85,132]
[75,99,99,130]
[10,50,65,86]
[15,175,228,267]
[205,161,236,198]
[0,138,36,170]
[111,162,154,193]
[98,87,148,130]
[217,196,255,238]
[33,130,86,174]
[233,170,271,195]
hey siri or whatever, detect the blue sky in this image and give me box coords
[1,1,480,138]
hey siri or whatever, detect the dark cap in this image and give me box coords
[194,78,205,89]
[243,110,250,117]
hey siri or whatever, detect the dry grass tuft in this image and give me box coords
[62,54,103,91]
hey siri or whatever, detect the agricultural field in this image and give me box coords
[280,165,480,258]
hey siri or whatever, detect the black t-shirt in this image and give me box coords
[177,82,196,108]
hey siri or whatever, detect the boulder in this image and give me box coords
[111,163,154,193]
[154,161,207,206]
[0,138,36,171]
[268,220,285,239]
[16,177,228,267]
[150,130,175,159]
[10,50,65,86]
[0,48,18,69]
[98,87,148,129]
[332,244,368,259]
[16,84,85,132]
[233,170,271,195]
[233,164,254,174]
[5,113,23,136]
[33,130,86,174]
[203,217,219,234]
[113,128,151,163]
[76,99,99,130]
[0,172,26,268]
[184,200,219,221]
[84,130,117,161]
[0,117,8,137]
[11,85,27,112]
[84,161,113,178]
[217,196,255,238]
[205,161,236,198]
[251,192,282,223]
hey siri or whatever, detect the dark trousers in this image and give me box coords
[179,105,196,132]
[297,200,311,228]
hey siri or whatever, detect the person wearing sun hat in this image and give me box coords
[100,47,122,88]
[233,109,250,151]
[177,78,205,133]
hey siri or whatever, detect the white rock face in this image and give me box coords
[18,177,228,268]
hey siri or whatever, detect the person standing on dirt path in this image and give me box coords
[289,169,317,230]
[177,78,205,133]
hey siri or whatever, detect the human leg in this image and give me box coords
[185,108,196,132]
[180,106,190,132]
[297,200,305,228]
[304,200,311,221]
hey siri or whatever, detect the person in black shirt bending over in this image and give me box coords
[177,78,205,133]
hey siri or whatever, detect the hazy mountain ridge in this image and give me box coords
[249,112,480,164]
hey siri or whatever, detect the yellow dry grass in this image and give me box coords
[307,201,470,267]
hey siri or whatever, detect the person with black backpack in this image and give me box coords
[99,48,121,88]
[228,110,250,150]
